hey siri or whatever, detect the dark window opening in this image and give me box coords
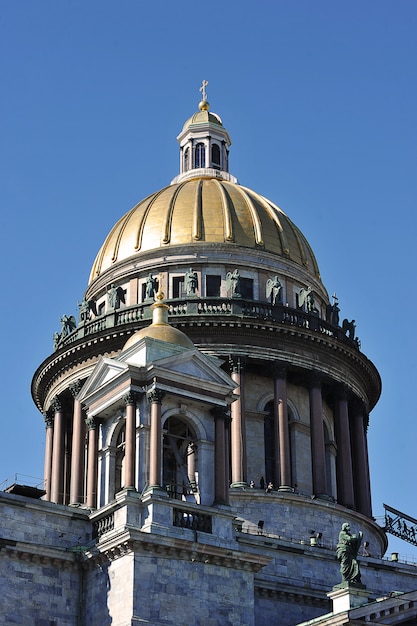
[184,147,189,172]
[195,143,205,168]
[240,278,254,300]
[206,275,221,297]
[173,276,185,298]
[211,144,221,169]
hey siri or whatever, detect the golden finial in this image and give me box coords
[155,273,164,301]
[198,79,210,111]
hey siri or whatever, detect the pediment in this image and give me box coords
[77,357,128,401]
[149,349,236,391]
[119,336,187,368]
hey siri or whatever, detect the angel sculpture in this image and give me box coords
[266,276,282,305]
[226,269,241,298]
[60,314,77,338]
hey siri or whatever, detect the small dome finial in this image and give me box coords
[198,79,210,111]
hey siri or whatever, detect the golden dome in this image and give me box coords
[122,293,195,351]
[182,109,223,130]
[89,177,320,284]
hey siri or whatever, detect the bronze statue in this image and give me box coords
[336,523,363,584]
[185,268,198,295]
[145,274,158,300]
[342,318,356,340]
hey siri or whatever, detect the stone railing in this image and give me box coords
[173,507,213,534]
[92,512,115,539]
[55,298,359,351]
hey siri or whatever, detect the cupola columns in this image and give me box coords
[274,367,292,491]
[309,375,328,498]
[50,397,65,504]
[69,381,85,505]
[334,388,355,509]
[230,357,247,488]
[124,393,137,490]
[148,389,164,490]
[173,81,236,185]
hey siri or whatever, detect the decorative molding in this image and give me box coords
[85,416,97,430]
[69,379,83,398]
[147,389,165,404]
[123,391,138,406]
[51,395,63,413]
[43,412,53,428]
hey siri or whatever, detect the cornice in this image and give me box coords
[31,311,381,414]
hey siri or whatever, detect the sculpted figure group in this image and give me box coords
[53,269,361,350]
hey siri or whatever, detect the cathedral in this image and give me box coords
[1,83,417,625]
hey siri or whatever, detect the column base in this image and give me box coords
[313,493,335,502]
[141,485,169,499]
[278,485,294,492]
[230,481,248,489]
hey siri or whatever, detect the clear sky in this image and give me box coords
[1,1,416,560]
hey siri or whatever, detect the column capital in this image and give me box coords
[51,395,63,413]
[334,383,350,401]
[69,379,83,398]
[309,371,322,389]
[211,406,230,421]
[272,362,288,378]
[123,390,139,406]
[85,415,97,430]
[44,412,53,429]
[147,388,165,404]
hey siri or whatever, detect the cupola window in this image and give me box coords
[211,144,221,169]
[195,142,206,168]
[184,147,189,172]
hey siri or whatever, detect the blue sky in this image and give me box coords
[1,1,416,559]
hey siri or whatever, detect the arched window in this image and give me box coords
[163,416,199,502]
[195,143,205,168]
[184,147,189,172]
[211,144,221,169]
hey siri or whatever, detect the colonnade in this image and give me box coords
[43,386,231,509]
[227,360,372,517]
[43,364,371,517]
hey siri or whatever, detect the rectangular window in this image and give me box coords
[240,278,254,300]
[206,275,221,297]
[173,276,185,298]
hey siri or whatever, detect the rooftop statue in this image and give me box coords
[266,276,282,305]
[336,523,363,584]
[145,274,158,301]
[226,269,241,298]
[185,268,198,296]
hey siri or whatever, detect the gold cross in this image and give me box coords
[199,79,208,101]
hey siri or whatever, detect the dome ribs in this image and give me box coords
[162,183,186,244]
[193,179,203,240]
[214,180,234,241]
[112,198,149,262]
[134,189,166,251]
[88,177,322,285]
[235,185,264,247]
[91,214,127,279]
